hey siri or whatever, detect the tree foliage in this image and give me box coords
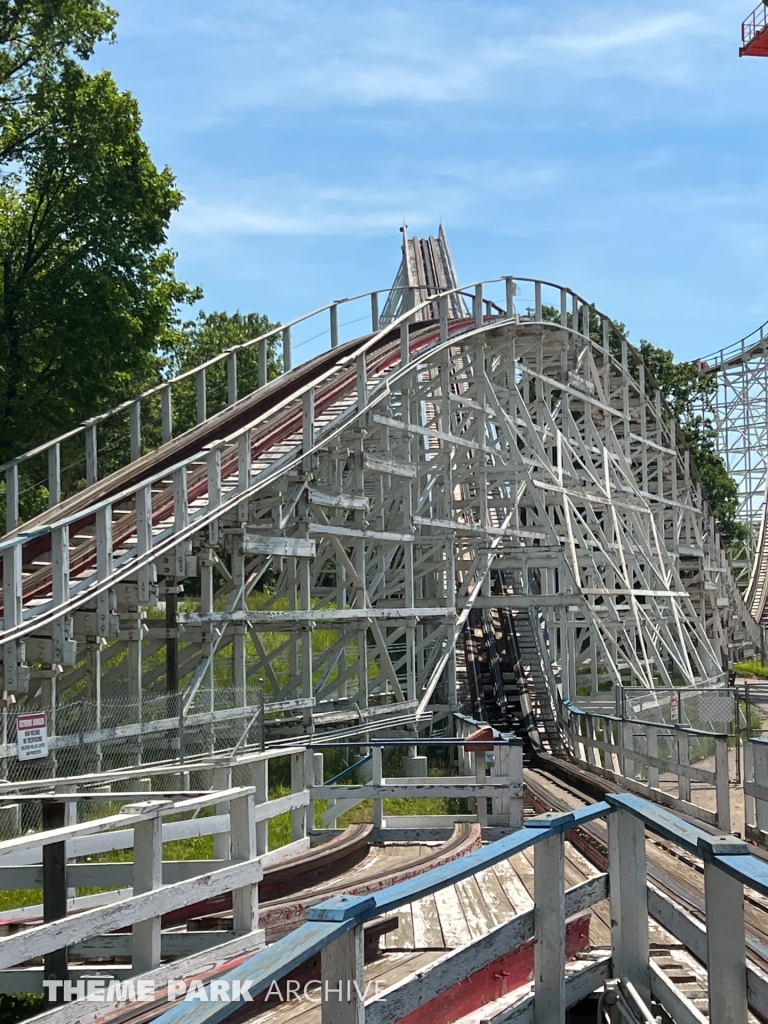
[169,310,282,435]
[637,341,747,547]
[0,1,199,465]
[542,304,746,547]
[0,0,117,165]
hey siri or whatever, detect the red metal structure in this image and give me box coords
[741,2,768,55]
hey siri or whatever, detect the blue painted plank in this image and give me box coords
[151,920,352,1024]
[144,801,612,1024]
[372,803,611,918]
[698,844,768,898]
[606,792,709,856]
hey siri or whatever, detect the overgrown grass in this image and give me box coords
[735,661,768,679]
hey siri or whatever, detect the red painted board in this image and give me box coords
[396,913,591,1024]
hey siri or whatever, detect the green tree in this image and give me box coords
[0,0,117,165]
[0,64,198,464]
[638,341,747,547]
[542,304,746,547]
[169,310,283,434]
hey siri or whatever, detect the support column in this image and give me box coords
[213,764,233,861]
[42,801,68,1000]
[231,792,259,933]
[321,925,364,1024]
[533,831,566,1024]
[699,835,749,1024]
[132,810,162,972]
[85,641,102,773]
[608,806,650,1007]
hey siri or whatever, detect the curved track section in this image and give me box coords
[699,320,768,590]
[0,276,755,757]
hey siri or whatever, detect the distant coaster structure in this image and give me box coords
[0,231,758,771]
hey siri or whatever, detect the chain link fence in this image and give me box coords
[0,684,266,787]
[622,687,736,735]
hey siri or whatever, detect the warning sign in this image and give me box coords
[17,713,48,761]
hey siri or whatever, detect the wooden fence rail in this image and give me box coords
[561,699,731,831]
[0,746,315,994]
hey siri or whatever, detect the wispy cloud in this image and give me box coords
[111,0,722,131]
[172,159,562,238]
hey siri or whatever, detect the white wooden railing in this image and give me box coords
[311,736,524,831]
[0,745,314,993]
[562,700,731,831]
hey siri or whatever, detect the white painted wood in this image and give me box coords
[650,961,708,1024]
[230,793,258,933]
[131,813,162,972]
[715,737,731,833]
[704,858,748,1024]
[608,807,650,1006]
[291,752,306,842]
[212,765,232,862]
[0,859,264,971]
[367,878,608,1024]
[252,759,268,856]
[679,732,691,803]
[646,725,659,789]
[12,929,266,1024]
[533,832,565,1024]
[321,924,364,1024]
[242,536,315,558]
[372,747,383,829]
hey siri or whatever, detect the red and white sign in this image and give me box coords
[17,713,48,761]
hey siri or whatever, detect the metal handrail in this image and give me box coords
[743,1,768,46]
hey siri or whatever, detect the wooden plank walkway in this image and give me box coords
[236,838,608,1022]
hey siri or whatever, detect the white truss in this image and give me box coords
[0,277,756,745]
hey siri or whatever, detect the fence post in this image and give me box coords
[321,924,364,1024]
[252,758,268,857]
[531,825,566,1024]
[715,736,731,833]
[370,292,379,333]
[196,368,207,423]
[42,800,68,1001]
[132,808,163,972]
[356,353,367,411]
[607,806,650,1006]
[227,351,237,405]
[509,740,524,829]
[282,325,292,372]
[699,835,749,1024]
[291,750,307,842]
[474,283,484,329]
[161,386,172,444]
[130,401,141,462]
[475,750,488,827]
[48,444,61,507]
[678,729,691,803]
[310,752,323,834]
[213,763,232,861]
[621,721,635,780]
[85,425,98,486]
[646,724,659,790]
[258,337,268,388]
[372,746,383,829]
[230,791,259,933]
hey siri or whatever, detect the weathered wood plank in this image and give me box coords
[0,859,265,970]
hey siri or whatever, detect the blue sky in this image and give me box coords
[94,0,768,361]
